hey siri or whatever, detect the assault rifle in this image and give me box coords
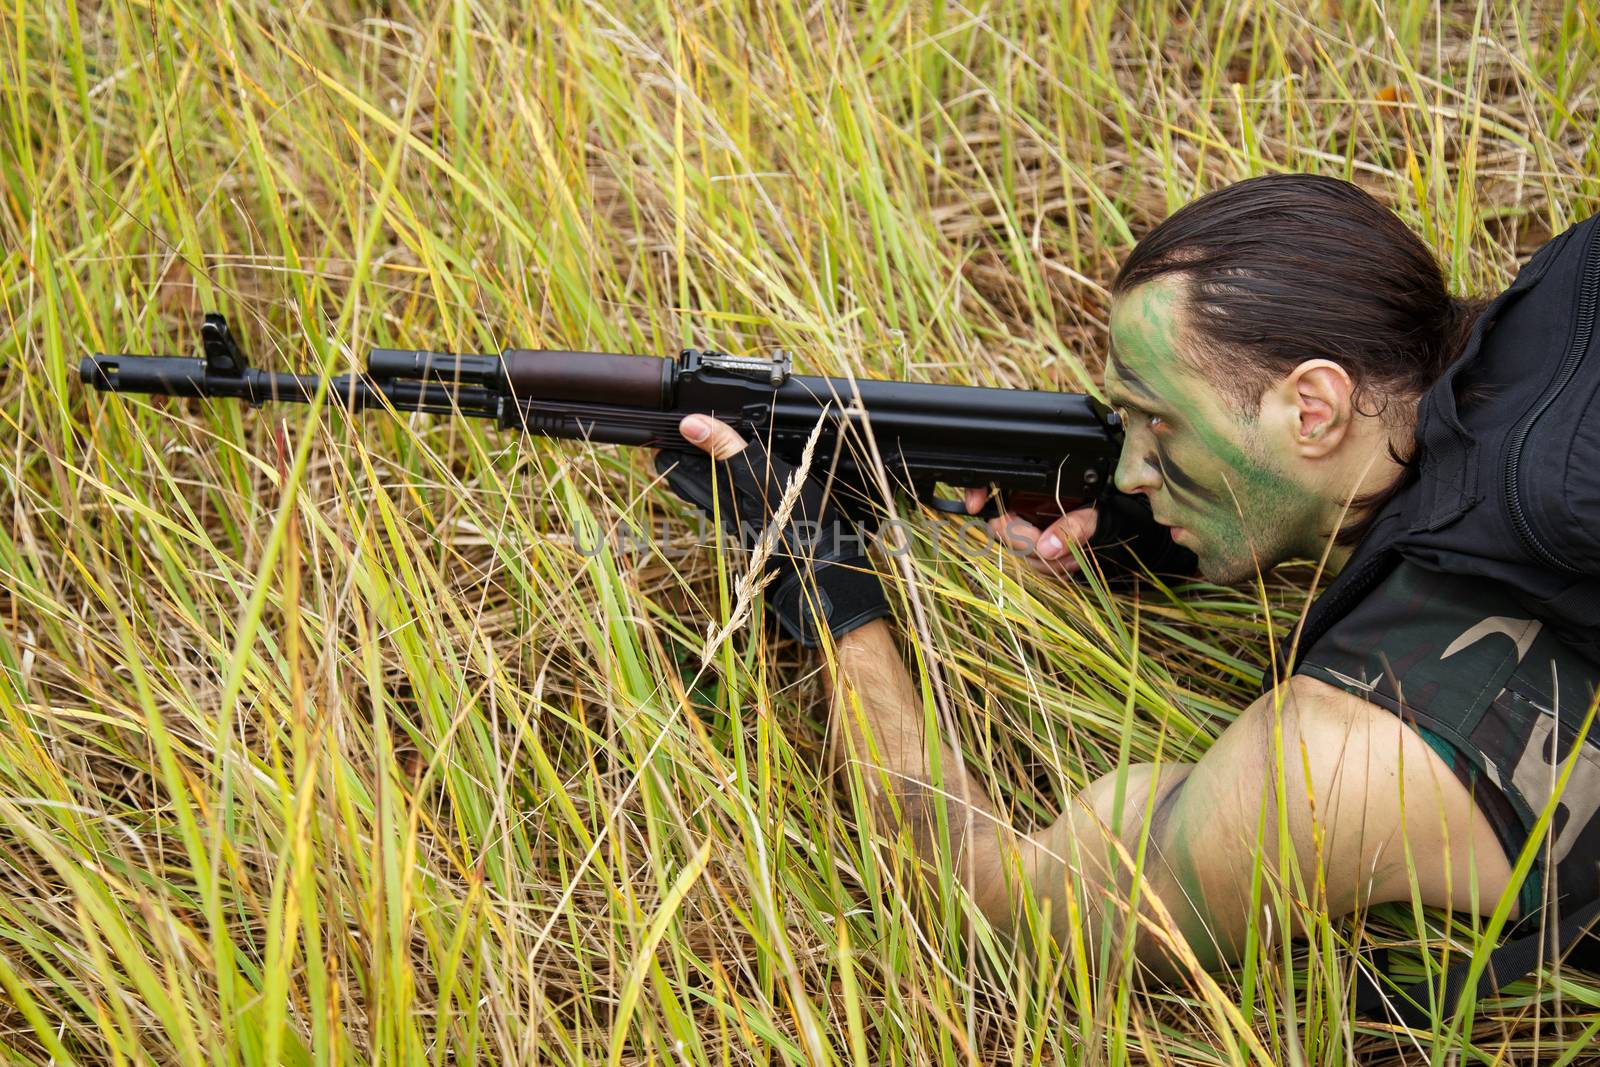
[78,313,1124,526]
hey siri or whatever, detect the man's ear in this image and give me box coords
[1267,360,1353,459]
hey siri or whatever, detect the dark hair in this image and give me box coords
[1111,173,1485,543]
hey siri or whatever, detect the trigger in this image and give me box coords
[926,491,1002,520]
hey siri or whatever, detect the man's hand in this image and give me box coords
[961,488,1100,579]
[673,412,749,463]
[654,414,892,647]
[959,486,1198,583]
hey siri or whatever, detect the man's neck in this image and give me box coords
[1323,540,1356,576]
[1311,414,1417,577]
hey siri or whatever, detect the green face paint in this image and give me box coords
[1103,280,1326,584]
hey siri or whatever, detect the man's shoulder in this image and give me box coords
[1295,558,1600,722]
[1259,672,1392,724]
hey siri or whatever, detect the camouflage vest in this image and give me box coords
[1297,556,1600,906]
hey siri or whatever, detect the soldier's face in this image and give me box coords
[1103,279,1324,584]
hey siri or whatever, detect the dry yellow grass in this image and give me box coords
[2,0,1598,1063]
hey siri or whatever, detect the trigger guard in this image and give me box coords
[921,485,1002,521]
[927,495,981,517]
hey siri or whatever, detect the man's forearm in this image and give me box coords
[826,621,1200,962]
[828,620,1027,923]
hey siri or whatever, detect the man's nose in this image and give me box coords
[1113,446,1160,497]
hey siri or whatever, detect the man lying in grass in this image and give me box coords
[654,175,1600,1006]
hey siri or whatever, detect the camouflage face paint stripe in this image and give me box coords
[1151,433,1223,508]
[1108,350,1224,508]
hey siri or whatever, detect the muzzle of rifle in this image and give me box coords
[79,354,211,398]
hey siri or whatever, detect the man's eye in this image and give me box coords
[1114,405,1168,433]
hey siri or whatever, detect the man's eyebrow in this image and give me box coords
[1104,356,1165,409]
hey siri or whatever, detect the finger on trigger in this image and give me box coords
[963,487,987,514]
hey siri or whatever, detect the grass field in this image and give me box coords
[4,0,1600,1063]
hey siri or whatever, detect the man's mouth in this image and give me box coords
[1150,507,1186,542]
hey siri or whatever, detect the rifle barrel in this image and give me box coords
[77,354,499,418]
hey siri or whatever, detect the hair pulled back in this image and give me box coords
[1112,174,1483,419]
